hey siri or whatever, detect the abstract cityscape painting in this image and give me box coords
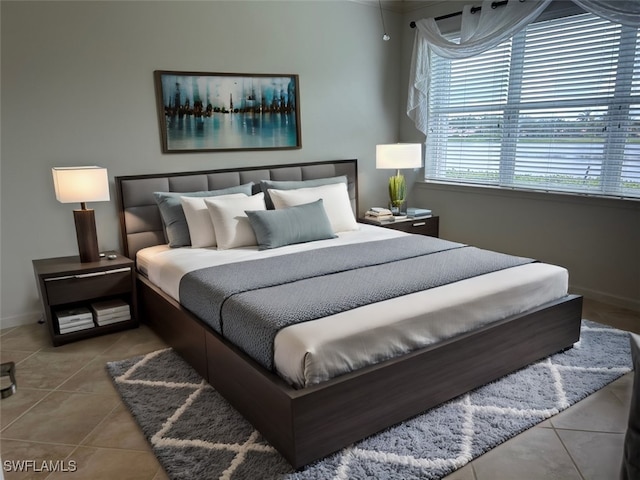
[154,71,301,153]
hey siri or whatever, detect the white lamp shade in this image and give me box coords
[376,144,423,170]
[52,166,110,204]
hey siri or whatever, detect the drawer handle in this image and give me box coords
[45,275,75,282]
[74,271,107,279]
[76,267,131,278]
[105,267,132,274]
[412,222,426,227]
[45,267,131,281]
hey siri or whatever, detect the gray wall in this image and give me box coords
[0,0,404,326]
[400,3,640,311]
[410,183,640,310]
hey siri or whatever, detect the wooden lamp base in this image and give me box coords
[73,209,100,263]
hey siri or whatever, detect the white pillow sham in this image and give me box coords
[268,182,358,233]
[205,192,266,250]
[180,193,247,248]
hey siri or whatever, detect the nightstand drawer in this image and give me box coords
[383,217,439,237]
[45,267,132,305]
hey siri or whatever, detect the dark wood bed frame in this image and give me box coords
[116,159,583,469]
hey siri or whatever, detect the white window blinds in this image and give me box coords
[426,12,640,199]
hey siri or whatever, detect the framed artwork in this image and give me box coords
[154,71,301,153]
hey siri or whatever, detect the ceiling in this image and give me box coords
[350,0,445,14]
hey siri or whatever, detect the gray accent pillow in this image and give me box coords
[154,183,254,247]
[260,175,347,209]
[246,199,336,250]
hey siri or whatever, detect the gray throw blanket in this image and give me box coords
[179,235,534,370]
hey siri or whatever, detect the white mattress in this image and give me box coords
[137,224,569,388]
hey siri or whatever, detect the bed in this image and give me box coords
[116,159,582,468]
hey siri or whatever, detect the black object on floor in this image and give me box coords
[0,362,16,398]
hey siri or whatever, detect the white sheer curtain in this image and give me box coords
[407,0,640,135]
[572,0,640,26]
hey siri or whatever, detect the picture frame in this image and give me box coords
[154,71,301,153]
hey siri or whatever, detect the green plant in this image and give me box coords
[389,173,406,208]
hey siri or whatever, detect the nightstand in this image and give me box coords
[33,252,138,346]
[360,215,439,238]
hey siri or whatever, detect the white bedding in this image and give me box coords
[137,224,569,388]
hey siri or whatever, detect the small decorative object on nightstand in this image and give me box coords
[33,252,138,346]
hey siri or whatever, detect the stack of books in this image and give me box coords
[364,207,395,224]
[406,207,432,218]
[90,299,131,326]
[56,307,94,334]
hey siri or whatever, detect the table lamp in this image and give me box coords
[52,166,110,262]
[376,143,422,214]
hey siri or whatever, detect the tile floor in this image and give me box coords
[0,298,638,480]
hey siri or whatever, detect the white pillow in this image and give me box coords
[268,182,358,233]
[205,192,266,250]
[180,193,247,248]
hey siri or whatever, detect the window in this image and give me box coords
[426,12,640,200]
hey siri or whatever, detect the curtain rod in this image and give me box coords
[409,0,511,28]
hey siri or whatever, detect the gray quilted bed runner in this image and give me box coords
[179,235,534,370]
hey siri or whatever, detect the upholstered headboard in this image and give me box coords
[115,159,358,259]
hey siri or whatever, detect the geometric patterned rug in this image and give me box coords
[106,320,632,480]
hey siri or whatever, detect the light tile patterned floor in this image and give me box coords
[0,298,638,480]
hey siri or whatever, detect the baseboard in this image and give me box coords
[570,285,640,313]
[0,311,42,330]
